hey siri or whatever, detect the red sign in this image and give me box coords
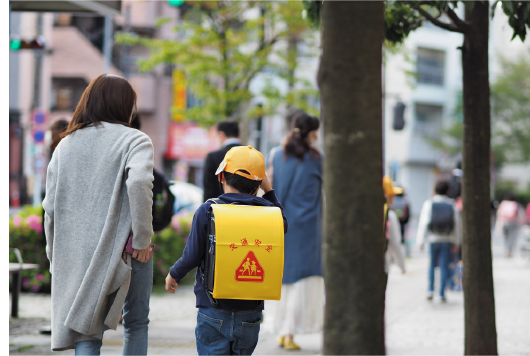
[235,251,264,282]
[165,122,220,160]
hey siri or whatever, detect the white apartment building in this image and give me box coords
[384,6,530,217]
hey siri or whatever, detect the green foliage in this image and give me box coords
[491,55,530,163]
[151,212,196,287]
[9,205,50,293]
[386,1,530,44]
[117,1,318,126]
[302,0,321,29]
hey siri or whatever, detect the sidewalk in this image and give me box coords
[9,232,530,355]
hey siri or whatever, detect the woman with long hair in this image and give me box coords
[266,110,324,351]
[43,74,154,354]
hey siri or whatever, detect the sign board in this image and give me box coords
[172,70,187,122]
[165,122,220,161]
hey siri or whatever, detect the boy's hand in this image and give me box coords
[261,174,273,193]
[165,273,178,293]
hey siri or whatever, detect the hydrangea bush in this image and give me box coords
[9,205,50,293]
[9,205,196,293]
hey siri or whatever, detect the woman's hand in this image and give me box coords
[165,273,178,293]
[132,246,151,263]
[261,174,273,193]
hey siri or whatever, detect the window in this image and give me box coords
[417,48,445,86]
[51,78,89,111]
[414,103,443,137]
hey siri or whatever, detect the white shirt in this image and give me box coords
[416,195,461,246]
[385,210,406,274]
[222,138,241,147]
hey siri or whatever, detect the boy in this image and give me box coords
[165,145,288,355]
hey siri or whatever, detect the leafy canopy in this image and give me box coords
[385,1,530,44]
[117,1,318,126]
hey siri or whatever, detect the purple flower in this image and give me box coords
[22,278,30,288]
[183,236,189,244]
[32,284,39,292]
[13,216,22,228]
[157,259,163,267]
[35,274,44,281]
[25,215,41,225]
[161,268,167,275]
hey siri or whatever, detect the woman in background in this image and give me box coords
[266,111,324,351]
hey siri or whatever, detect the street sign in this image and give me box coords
[30,109,48,128]
[33,129,45,143]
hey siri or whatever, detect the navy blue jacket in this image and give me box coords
[169,190,288,311]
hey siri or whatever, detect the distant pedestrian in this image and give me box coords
[203,121,241,202]
[390,186,411,244]
[416,180,461,302]
[43,74,154,354]
[266,111,323,351]
[494,193,525,258]
[383,177,406,278]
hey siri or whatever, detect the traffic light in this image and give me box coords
[10,35,45,51]
[392,101,406,131]
[168,0,185,6]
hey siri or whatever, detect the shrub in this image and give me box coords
[152,211,196,288]
[9,205,50,293]
[9,206,196,293]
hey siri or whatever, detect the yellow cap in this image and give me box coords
[215,145,265,181]
[383,176,403,196]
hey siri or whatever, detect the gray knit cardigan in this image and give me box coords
[43,122,154,351]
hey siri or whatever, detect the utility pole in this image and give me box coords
[103,16,113,74]
[32,13,44,207]
[121,4,131,79]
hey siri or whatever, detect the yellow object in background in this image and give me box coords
[211,204,284,301]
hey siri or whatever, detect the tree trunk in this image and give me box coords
[318,2,386,354]
[461,2,498,355]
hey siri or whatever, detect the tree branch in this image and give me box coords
[445,6,472,33]
[414,6,464,33]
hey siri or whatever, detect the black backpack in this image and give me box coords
[428,202,455,234]
[152,169,176,232]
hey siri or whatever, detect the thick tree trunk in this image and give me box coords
[461,2,498,355]
[318,2,386,354]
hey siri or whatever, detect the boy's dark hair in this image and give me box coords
[217,121,239,138]
[224,171,260,195]
[435,180,450,196]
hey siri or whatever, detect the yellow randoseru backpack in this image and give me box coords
[199,198,285,305]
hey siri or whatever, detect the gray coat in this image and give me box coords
[43,122,154,351]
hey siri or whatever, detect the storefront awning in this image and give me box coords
[10,1,121,16]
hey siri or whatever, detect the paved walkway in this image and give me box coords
[9,233,530,355]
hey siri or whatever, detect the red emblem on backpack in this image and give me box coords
[235,251,264,282]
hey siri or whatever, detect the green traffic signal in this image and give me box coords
[168,0,185,7]
[10,38,22,51]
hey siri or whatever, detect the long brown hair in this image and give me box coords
[284,110,320,160]
[62,74,137,137]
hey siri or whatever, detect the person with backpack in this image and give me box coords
[495,193,525,258]
[265,111,323,351]
[130,115,175,232]
[416,180,461,302]
[165,145,288,355]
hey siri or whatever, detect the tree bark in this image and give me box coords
[318,2,386,354]
[461,2,498,355]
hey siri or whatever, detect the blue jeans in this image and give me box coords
[429,242,452,298]
[196,307,262,355]
[75,257,153,355]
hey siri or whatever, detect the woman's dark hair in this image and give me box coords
[223,171,261,195]
[62,74,137,137]
[50,118,70,153]
[435,180,450,196]
[284,111,320,160]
